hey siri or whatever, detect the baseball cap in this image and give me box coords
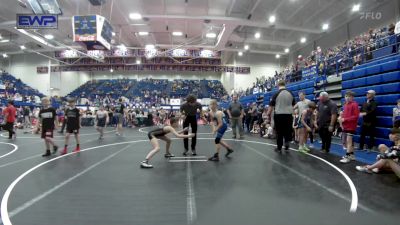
[367,90,376,94]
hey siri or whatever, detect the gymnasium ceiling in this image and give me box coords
[0,0,393,59]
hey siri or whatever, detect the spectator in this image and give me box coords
[355,128,400,177]
[358,90,378,151]
[340,91,360,163]
[292,109,300,143]
[267,80,295,153]
[393,99,400,128]
[227,94,244,139]
[294,91,311,114]
[23,106,31,128]
[249,103,258,133]
[2,100,17,139]
[315,92,337,153]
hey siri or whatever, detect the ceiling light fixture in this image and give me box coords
[0,39,10,43]
[244,45,249,50]
[138,31,149,36]
[254,32,261,39]
[206,32,217,38]
[44,34,54,40]
[129,13,142,20]
[269,15,276,23]
[136,59,141,64]
[20,45,26,50]
[284,48,289,53]
[172,31,183,36]
[276,54,280,59]
[112,32,116,36]
[145,44,155,49]
[2,53,8,58]
[300,37,306,43]
[238,51,243,56]
[110,68,114,73]
[322,23,329,31]
[352,4,360,12]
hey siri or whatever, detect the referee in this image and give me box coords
[267,80,295,153]
[180,95,202,155]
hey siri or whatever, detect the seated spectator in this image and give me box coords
[394,99,400,128]
[356,128,400,178]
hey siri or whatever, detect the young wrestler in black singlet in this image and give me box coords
[141,117,195,168]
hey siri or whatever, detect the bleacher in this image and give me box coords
[342,54,400,147]
[262,79,315,105]
[68,79,227,100]
[0,73,44,98]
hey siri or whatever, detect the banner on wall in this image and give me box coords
[170,99,181,106]
[301,65,317,79]
[37,67,49,74]
[37,65,250,74]
[55,49,221,59]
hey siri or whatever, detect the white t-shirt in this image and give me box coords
[395,21,400,34]
[295,99,311,114]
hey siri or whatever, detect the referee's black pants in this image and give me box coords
[274,114,293,150]
[4,122,15,139]
[183,115,198,151]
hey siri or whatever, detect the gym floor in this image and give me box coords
[0,126,399,225]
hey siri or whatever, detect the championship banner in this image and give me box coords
[301,65,317,79]
[41,65,250,74]
[55,49,221,59]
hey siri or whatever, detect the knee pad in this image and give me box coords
[215,137,221,144]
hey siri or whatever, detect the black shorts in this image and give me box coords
[41,129,54,139]
[66,128,79,134]
[147,132,164,140]
[97,118,106,127]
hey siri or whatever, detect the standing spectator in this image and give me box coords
[249,103,258,132]
[23,106,31,128]
[294,91,311,116]
[267,80,295,153]
[393,99,400,128]
[359,90,378,151]
[340,91,360,163]
[227,94,244,139]
[315,92,337,153]
[114,98,126,136]
[58,106,67,134]
[2,100,16,139]
[242,103,249,132]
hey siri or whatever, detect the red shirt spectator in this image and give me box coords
[342,98,360,132]
[3,104,16,123]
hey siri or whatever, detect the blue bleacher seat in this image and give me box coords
[376,105,396,116]
[358,116,393,127]
[344,83,400,97]
[347,70,400,88]
[353,135,393,147]
[353,55,400,70]
[354,94,400,105]
[380,60,400,71]
[356,126,392,139]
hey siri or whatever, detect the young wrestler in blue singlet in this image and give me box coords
[208,100,234,162]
